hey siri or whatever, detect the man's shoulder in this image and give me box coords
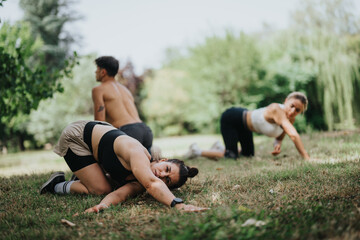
[92,84,103,92]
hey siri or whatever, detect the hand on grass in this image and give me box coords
[84,203,109,213]
[271,143,281,156]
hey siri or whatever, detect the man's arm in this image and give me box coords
[92,86,106,121]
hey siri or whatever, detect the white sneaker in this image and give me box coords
[210,141,225,152]
[183,143,202,159]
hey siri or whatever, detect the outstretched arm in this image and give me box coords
[272,108,310,160]
[119,141,207,212]
[131,151,207,211]
[92,87,106,121]
[85,182,145,213]
[281,121,309,160]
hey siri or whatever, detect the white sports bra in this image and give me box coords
[250,104,284,138]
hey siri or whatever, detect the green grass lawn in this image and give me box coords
[0,130,359,239]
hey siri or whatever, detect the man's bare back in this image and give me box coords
[92,80,141,128]
[92,56,153,153]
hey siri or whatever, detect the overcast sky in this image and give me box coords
[2,0,356,73]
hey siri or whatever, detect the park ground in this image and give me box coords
[0,130,359,239]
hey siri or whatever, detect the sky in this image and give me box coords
[1,0,352,74]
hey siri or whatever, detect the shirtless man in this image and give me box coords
[92,56,153,153]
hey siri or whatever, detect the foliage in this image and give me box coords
[19,0,80,71]
[26,55,96,146]
[1,130,360,239]
[142,0,360,136]
[0,0,80,151]
[289,0,360,130]
[142,32,265,136]
[0,20,77,151]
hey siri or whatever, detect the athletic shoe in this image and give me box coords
[183,143,202,159]
[70,174,79,181]
[209,141,225,152]
[40,171,65,194]
[150,145,162,162]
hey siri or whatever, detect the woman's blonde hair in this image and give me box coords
[286,92,308,112]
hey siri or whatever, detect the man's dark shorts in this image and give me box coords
[119,122,153,153]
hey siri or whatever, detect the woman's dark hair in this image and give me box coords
[166,159,198,189]
[95,56,119,77]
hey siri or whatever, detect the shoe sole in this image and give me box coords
[40,171,65,194]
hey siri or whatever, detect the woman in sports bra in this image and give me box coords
[184,92,310,160]
[40,120,207,212]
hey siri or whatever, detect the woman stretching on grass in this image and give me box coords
[40,120,207,212]
[184,92,310,160]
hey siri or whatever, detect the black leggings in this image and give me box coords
[220,107,254,159]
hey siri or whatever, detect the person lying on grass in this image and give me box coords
[184,92,310,160]
[40,120,207,212]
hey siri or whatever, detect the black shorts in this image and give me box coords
[63,121,109,172]
[119,122,153,153]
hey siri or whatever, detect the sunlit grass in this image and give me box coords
[0,130,359,239]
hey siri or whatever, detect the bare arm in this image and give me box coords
[272,131,286,155]
[272,107,310,160]
[130,149,177,206]
[85,182,145,213]
[123,142,207,211]
[92,87,106,121]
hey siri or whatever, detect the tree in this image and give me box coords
[142,32,265,136]
[289,0,360,130]
[0,0,79,151]
[0,21,77,151]
[27,55,95,146]
[19,0,80,71]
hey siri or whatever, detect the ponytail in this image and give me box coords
[166,159,198,189]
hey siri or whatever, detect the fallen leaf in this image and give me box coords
[216,168,223,171]
[61,219,76,227]
[238,205,252,212]
[241,218,267,227]
[232,185,240,190]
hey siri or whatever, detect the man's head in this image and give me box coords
[95,56,119,81]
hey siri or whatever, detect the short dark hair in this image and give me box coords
[166,159,199,189]
[95,56,119,77]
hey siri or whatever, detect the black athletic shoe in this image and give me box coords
[70,174,79,181]
[224,150,238,160]
[40,171,65,194]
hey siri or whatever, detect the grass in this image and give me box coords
[0,130,360,239]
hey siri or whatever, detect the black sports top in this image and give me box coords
[84,121,133,186]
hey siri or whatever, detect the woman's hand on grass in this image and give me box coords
[271,140,282,155]
[84,203,109,213]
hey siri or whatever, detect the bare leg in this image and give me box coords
[70,163,112,195]
[201,149,225,159]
